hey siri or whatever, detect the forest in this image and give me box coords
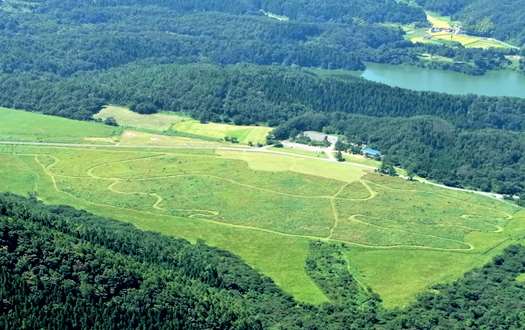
[0,0,518,77]
[1,194,524,329]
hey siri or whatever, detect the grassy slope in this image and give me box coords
[96,105,271,145]
[1,109,524,307]
[0,107,121,142]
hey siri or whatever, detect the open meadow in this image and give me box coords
[1,108,524,307]
[95,105,271,145]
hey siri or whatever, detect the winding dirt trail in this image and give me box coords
[7,142,515,253]
[3,140,519,204]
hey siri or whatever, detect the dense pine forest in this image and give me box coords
[1,194,524,329]
[0,0,518,76]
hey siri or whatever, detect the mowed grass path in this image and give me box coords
[1,143,523,307]
[95,106,271,144]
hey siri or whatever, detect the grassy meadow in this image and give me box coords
[95,105,271,144]
[0,107,121,142]
[1,108,524,308]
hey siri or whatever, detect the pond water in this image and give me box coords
[361,63,525,98]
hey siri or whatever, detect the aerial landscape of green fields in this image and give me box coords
[1,0,525,329]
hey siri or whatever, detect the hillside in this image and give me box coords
[2,183,525,328]
[0,0,516,79]
[1,109,524,309]
[1,1,525,328]
[416,0,525,47]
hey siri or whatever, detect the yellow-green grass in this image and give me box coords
[95,105,272,145]
[348,249,496,308]
[0,107,121,142]
[94,105,179,131]
[270,146,328,159]
[173,120,271,145]
[343,153,380,167]
[426,11,452,29]
[118,130,231,148]
[217,149,367,183]
[430,32,512,49]
[1,141,523,307]
[517,273,525,283]
[2,110,524,307]
[0,148,330,304]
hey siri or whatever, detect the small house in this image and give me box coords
[362,147,381,159]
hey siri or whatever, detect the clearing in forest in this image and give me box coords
[95,105,271,145]
[1,108,524,308]
[402,11,516,50]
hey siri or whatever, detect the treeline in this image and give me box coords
[0,193,330,329]
[2,63,525,130]
[1,194,524,328]
[274,113,525,195]
[415,0,472,15]
[416,0,525,47]
[41,0,427,24]
[383,244,525,329]
[0,0,419,76]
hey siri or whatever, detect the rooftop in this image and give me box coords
[303,131,338,144]
[362,147,381,156]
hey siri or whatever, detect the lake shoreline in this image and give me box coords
[360,62,525,98]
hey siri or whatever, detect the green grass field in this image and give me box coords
[1,109,524,308]
[270,146,328,159]
[0,107,121,142]
[95,105,271,145]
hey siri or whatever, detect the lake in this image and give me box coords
[361,63,525,98]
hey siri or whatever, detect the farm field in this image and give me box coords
[95,105,271,145]
[1,109,524,308]
[402,11,516,50]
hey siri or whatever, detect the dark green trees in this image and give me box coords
[1,193,524,328]
[378,161,398,176]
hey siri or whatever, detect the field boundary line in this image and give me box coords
[23,151,477,253]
